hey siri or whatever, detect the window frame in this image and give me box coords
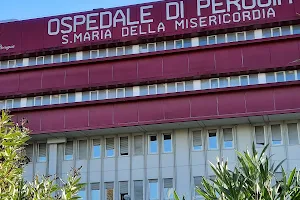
[254,125,266,147]
[162,133,173,153]
[90,50,99,59]
[64,141,74,161]
[90,90,98,101]
[91,138,101,159]
[175,82,185,92]
[287,122,300,146]
[34,96,43,106]
[105,137,115,158]
[116,46,125,56]
[36,56,45,65]
[119,135,129,157]
[77,139,88,160]
[207,129,218,150]
[236,31,246,41]
[271,27,282,37]
[210,78,219,89]
[148,179,159,200]
[174,39,184,49]
[270,124,283,146]
[61,53,70,62]
[5,99,14,109]
[148,84,158,95]
[37,142,47,163]
[116,88,125,98]
[207,35,217,45]
[133,135,144,156]
[148,134,158,154]
[222,127,234,149]
[8,60,16,68]
[240,75,250,86]
[275,71,286,82]
[192,129,203,151]
[59,93,68,104]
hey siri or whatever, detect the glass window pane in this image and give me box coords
[65,141,73,160]
[230,76,240,87]
[108,89,116,99]
[27,97,34,107]
[140,86,148,96]
[6,99,13,109]
[82,91,90,101]
[240,76,249,86]
[217,34,226,44]
[282,26,291,36]
[163,134,172,153]
[125,88,133,97]
[0,101,4,109]
[149,85,157,95]
[83,51,90,60]
[249,74,259,85]
[219,77,229,88]
[91,50,98,59]
[148,43,156,52]
[116,47,124,56]
[185,81,194,91]
[167,83,176,93]
[38,143,47,162]
[156,42,165,51]
[262,29,272,38]
[276,72,285,82]
[149,180,158,200]
[157,84,166,94]
[166,41,174,50]
[272,27,281,37]
[99,49,107,58]
[193,131,202,151]
[223,128,233,148]
[91,183,100,200]
[93,139,101,159]
[255,126,265,147]
[106,138,115,157]
[266,72,276,83]
[175,40,183,49]
[36,57,44,65]
[211,79,219,89]
[227,33,236,42]
[108,48,116,57]
[125,46,133,55]
[139,44,148,53]
[149,135,157,154]
[246,30,255,40]
[184,38,192,48]
[237,32,245,41]
[208,131,218,149]
[69,52,77,61]
[286,70,295,81]
[98,90,107,100]
[52,95,59,104]
[42,95,50,105]
[13,98,21,108]
[117,89,125,98]
[176,82,185,92]
[208,36,216,45]
[201,79,210,90]
[34,96,42,106]
[68,93,76,103]
[78,188,86,200]
[288,123,299,145]
[271,125,282,145]
[61,54,69,62]
[294,25,300,34]
[60,94,67,104]
[199,37,207,46]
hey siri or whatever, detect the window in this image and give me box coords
[116,47,125,56]
[193,131,202,151]
[288,123,299,145]
[227,33,236,42]
[294,25,300,34]
[34,96,42,106]
[61,53,69,62]
[78,187,86,200]
[38,143,47,162]
[201,79,210,90]
[208,130,218,149]
[90,50,99,59]
[140,86,149,96]
[98,90,107,100]
[163,178,174,200]
[240,75,249,86]
[249,74,259,85]
[208,35,217,45]
[105,182,114,200]
[120,136,129,156]
[166,40,174,50]
[230,76,240,86]
[194,176,203,197]
[64,141,73,160]
[42,95,51,105]
[26,97,34,107]
[90,91,98,100]
[134,180,143,200]
[106,138,115,157]
[157,84,166,94]
[117,88,125,98]
[108,89,116,99]
[156,42,165,51]
[60,94,67,104]
[199,37,207,46]
[271,125,282,145]
[236,32,246,41]
[163,134,172,153]
[219,77,229,88]
[134,135,143,155]
[51,95,59,104]
[82,91,90,101]
[148,43,156,52]
[286,70,295,81]
[108,48,116,57]
[6,99,13,109]
[149,135,158,154]
[91,183,100,200]
[185,81,194,91]
[139,44,148,53]
[149,180,158,200]
[210,79,219,89]
[271,27,281,37]
[282,26,291,36]
[176,82,184,92]
[92,139,101,158]
[26,144,34,162]
[175,39,183,49]
[148,85,157,95]
[217,34,226,43]
[125,88,133,97]
[8,60,16,68]
[36,56,45,65]
[183,38,192,47]
[223,128,233,148]
[167,83,176,93]
[255,126,265,147]
[262,28,271,38]
[78,140,87,160]
[276,71,285,82]
[266,72,276,83]
[119,181,128,200]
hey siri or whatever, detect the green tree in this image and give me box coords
[0,111,84,200]
[175,144,300,200]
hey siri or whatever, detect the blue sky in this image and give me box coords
[0,0,160,21]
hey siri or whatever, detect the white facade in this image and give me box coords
[23,119,300,200]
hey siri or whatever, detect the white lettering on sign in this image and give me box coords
[46,0,294,44]
[0,44,15,51]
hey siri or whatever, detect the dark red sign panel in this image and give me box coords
[0,0,299,56]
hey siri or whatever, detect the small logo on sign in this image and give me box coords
[0,44,15,51]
